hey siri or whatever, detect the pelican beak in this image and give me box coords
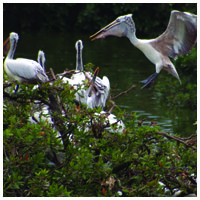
[91,67,99,85]
[3,37,9,47]
[88,67,99,97]
[90,19,122,41]
[3,37,10,55]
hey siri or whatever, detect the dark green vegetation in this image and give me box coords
[3,66,197,196]
[3,3,197,197]
[4,3,196,37]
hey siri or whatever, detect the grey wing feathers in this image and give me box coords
[151,10,197,58]
[169,11,197,56]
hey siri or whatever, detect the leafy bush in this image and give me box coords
[3,67,197,197]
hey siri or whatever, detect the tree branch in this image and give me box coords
[156,131,197,150]
[111,85,136,100]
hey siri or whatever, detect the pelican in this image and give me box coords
[90,11,197,88]
[98,111,125,134]
[61,40,110,108]
[4,32,48,84]
[37,50,46,71]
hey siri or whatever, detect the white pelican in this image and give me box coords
[85,68,110,109]
[37,50,46,71]
[61,40,110,108]
[90,11,197,88]
[4,32,49,84]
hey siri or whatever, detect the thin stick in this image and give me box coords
[111,85,136,100]
[50,68,56,80]
[108,99,116,113]
[56,70,75,78]
[3,82,13,89]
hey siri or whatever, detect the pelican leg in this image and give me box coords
[140,73,159,89]
[14,84,19,93]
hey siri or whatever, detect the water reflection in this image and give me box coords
[3,31,196,136]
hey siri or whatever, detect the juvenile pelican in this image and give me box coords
[61,40,110,109]
[90,11,197,88]
[4,32,48,84]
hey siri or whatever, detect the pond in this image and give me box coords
[3,31,196,137]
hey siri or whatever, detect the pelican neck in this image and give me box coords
[7,38,17,59]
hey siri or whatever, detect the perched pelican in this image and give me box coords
[37,50,46,71]
[86,70,110,109]
[90,11,197,88]
[61,40,110,108]
[4,32,48,84]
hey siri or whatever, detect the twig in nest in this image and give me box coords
[56,70,75,78]
[50,68,56,80]
[111,85,136,100]
[3,82,13,89]
[108,99,116,113]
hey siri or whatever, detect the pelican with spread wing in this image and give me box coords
[90,11,197,88]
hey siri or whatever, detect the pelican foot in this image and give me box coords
[140,73,159,89]
[14,84,19,93]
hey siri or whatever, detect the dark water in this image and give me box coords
[4,31,196,136]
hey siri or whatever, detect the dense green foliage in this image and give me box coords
[3,69,197,197]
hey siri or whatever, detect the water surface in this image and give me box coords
[3,31,196,136]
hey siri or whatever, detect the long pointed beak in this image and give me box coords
[91,67,99,85]
[3,37,10,55]
[90,20,120,41]
[88,67,99,97]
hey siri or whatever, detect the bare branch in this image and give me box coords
[50,68,56,80]
[111,85,136,100]
[156,131,197,150]
[56,70,75,78]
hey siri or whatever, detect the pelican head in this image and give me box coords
[75,40,84,72]
[90,14,136,41]
[7,32,19,59]
[9,32,19,42]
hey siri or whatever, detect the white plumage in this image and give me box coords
[4,32,48,84]
[60,40,110,109]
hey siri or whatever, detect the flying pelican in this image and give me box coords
[90,10,197,88]
[60,40,110,108]
[37,50,46,71]
[4,32,49,84]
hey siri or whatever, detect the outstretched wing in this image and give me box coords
[151,10,197,58]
